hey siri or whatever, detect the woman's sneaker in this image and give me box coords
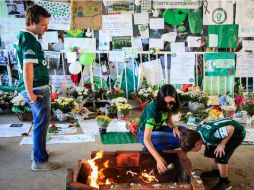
[31,160,60,171]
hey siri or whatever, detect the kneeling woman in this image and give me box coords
[137,84,182,174]
[180,119,246,190]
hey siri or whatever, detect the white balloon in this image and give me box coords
[69,61,82,74]
[66,52,77,64]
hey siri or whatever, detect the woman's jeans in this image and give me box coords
[21,87,51,163]
[137,125,185,151]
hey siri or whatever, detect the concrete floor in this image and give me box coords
[0,113,254,190]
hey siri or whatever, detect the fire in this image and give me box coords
[140,169,158,183]
[87,151,112,188]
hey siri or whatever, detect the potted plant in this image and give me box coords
[132,79,153,111]
[181,91,208,113]
[106,88,125,100]
[11,95,32,121]
[116,103,132,122]
[51,97,79,121]
[96,115,112,134]
[0,90,14,113]
[66,86,89,108]
[107,104,117,118]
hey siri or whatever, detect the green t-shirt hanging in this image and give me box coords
[138,101,170,131]
[207,25,238,48]
[14,30,49,92]
[196,118,246,146]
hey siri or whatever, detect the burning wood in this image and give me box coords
[139,169,158,183]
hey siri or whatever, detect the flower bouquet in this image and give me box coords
[0,91,14,112]
[208,109,224,121]
[66,86,89,108]
[111,97,128,106]
[132,79,153,110]
[181,91,208,113]
[117,103,132,122]
[96,115,112,134]
[106,88,125,100]
[51,97,78,121]
[11,95,32,121]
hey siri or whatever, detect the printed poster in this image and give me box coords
[43,51,61,70]
[236,0,254,25]
[102,14,133,36]
[153,0,201,9]
[112,36,132,50]
[204,53,235,76]
[236,53,254,77]
[238,24,254,37]
[36,1,71,30]
[71,0,102,30]
[170,53,195,84]
[106,0,134,14]
[203,0,234,25]
[5,0,25,15]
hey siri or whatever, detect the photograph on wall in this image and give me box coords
[112,36,132,50]
[0,49,8,65]
[5,0,25,15]
[106,0,134,14]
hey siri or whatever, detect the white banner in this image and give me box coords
[170,53,195,84]
[153,0,201,9]
[102,14,133,37]
[236,0,254,25]
[203,1,233,25]
[236,53,254,77]
[0,18,25,50]
[64,38,96,52]
[36,1,71,30]
[142,59,164,86]
[238,24,254,37]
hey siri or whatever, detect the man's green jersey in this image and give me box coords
[14,30,49,92]
[196,118,246,146]
[138,101,170,131]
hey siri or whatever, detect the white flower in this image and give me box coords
[76,86,84,92]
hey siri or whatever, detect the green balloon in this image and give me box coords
[177,25,186,33]
[163,9,188,26]
[79,53,95,66]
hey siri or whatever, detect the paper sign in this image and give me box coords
[36,1,70,30]
[149,38,164,50]
[170,42,185,52]
[153,0,201,9]
[236,1,254,25]
[39,40,49,50]
[161,32,177,43]
[242,40,254,51]
[131,37,143,50]
[0,18,25,50]
[49,75,74,96]
[134,12,149,25]
[187,36,201,47]
[43,32,59,43]
[170,53,195,84]
[142,59,164,86]
[64,38,96,51]
[99,31,110,51]
[141,0,152,12]
[203,1,234,25]
[238,24,254,37]
[149,18,164,30]
[209,34,218,47]
[0,49,8,65]
[44,51,61,69]
[109,51,125,62]
[236,53,254,77]
[102,14,133,36]
[138,24,149,39]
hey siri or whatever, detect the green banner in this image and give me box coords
[204,53,235,76]
[208,25,238,48]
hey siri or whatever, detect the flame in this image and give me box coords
[87,151,112,188]
[140,169,158,183]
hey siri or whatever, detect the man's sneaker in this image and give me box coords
[212,180,232,190]
[31,151,50,161]
[200,170,220,179]
[31,160,60,172]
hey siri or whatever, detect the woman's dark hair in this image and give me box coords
[156,84,181,113]
[25,5,51,26]
[180,129,201,152]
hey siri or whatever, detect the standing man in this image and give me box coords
[14,5,59,171]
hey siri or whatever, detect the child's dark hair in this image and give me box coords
[25,5,51,26]
[180,129,201,152]
[156,84,181,113]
